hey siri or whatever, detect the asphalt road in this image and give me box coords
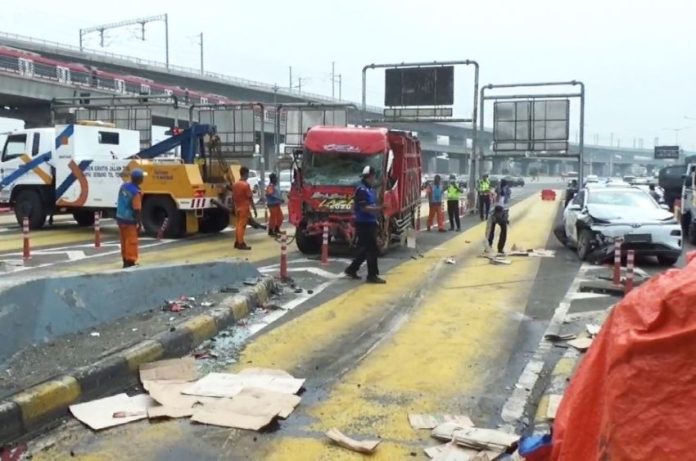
[4,181,690,460]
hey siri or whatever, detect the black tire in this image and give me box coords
[295,225,321,254]
[142,195,184,238]
[14,189,46,230]
[689,220,696,246]
[577,228,593,261]
[199,208,230,233]
[658,253,680,266]
[72,210,95,227]
[554,223,568,246]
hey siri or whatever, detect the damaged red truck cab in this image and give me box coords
[288,126,422,254]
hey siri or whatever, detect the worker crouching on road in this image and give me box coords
[427,174,446,232]
[116,169,145,268]
[345,166,386,284]
[447,174,462,231]
[230,166,258,251]
[265,173,284,237]
[478,173,492,221]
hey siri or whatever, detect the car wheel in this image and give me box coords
[554,223,568,246]
[657,253,680,266]
[576,229,593,260]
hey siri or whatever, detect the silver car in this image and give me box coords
[558,185,682,265]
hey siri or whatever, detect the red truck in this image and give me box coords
[288,126,422,253]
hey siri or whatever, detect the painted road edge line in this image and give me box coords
[499,264,590,431]
[0,277,276,445]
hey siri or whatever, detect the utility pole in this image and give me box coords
[338,74,342,101]
[610,132,614,147]
[289,66,293,92]
[331,61,335,99]
[164,13,169,69]
[198,32,204,75]
[298,77,302,93]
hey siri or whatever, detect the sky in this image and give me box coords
[2,0,696,149]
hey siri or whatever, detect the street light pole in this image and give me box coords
[199,32,204,75]
[331,61,335,99]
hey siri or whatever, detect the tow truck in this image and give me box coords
[288,126,422,253]
[0,121,233,237]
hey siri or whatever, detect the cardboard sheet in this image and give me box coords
[183,370,304,398]
[567,337,594,352]
[144,381,218,409]
[147,405,195,419]
[425,443,480,460]
[325,428,380,454]
[452,427,518,451]
[70,393,156,430]
[190,387,300,430]
[139,357,197,383]
[409,414,474,430]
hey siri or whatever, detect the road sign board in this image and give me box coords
[384,66,454,107]
[493,99,569,153]
[654,145,680,160]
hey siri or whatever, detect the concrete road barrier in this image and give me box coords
[0,260,276,444]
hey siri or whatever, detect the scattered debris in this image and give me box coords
[409,413,474,430]
[140,357,197,383]
[545,333,577,342]
[131,328,138,332]
[547,394,563,420]
[586,324,601,337]
[243,279,258,286]
[89,332,100,337]
[488,257,512,266]
[425,443,484,461]
[191,387,300,430]
[432,424,517,453]
[200,301,215,308]
[220,286,240,294]
[445,257,456,265]
[183,368,304,398]
[326,428,381,454]
[69,393,156,430]
[567,337,593,352]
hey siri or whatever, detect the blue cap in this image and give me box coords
[131,169,145,180]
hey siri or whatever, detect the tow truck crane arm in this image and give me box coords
[130,123,216,163]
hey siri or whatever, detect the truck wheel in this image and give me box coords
[14,189,46,230]
[142,196,184,238]
[199,208,229,233]
[72,210,95,227]
[689,221,696,246]
[295,226,321,254]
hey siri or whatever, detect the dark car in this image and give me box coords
[506,175,525,187]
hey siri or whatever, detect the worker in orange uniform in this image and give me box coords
[265,172,284,237]
[231,166,258,250]
[426,174,446,232]
[116,169,145,268]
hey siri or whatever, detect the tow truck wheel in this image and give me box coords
[295,226,321,254]
[199,208,230,233]
[14,189,46,230]
[142,195,184,238]
[72,210,95,227]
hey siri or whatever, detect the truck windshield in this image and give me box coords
[303,151,383,186]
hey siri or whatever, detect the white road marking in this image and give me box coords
[500,263,590,428]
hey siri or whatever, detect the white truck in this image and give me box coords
[0,122,140,228]
[0,122,231,236]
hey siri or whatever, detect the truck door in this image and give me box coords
[0,133,29,202]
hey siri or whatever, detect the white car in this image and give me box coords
[585,174,599,184]
[278,170,292,196]
[556,185,682,265]
[247,169,261,195]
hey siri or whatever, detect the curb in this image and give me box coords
[0,277,276,444]
[532,348,582,435]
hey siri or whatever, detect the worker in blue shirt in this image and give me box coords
[344,166,386,284]
[265,173,284,237]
